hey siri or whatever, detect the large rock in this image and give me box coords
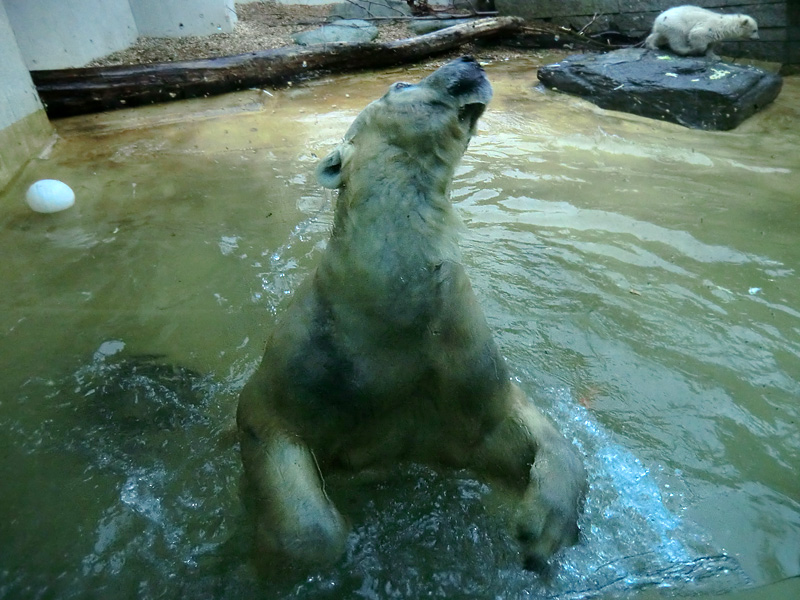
[292,19,379,45]
[537,48,783,130]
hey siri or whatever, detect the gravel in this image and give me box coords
[88,1,527,67]
[90,3,416,66]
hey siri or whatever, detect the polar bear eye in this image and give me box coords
[392,82,413,92]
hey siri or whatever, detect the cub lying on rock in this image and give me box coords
[645,5,759,61]
[236,56,587,574]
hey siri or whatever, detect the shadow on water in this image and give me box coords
[0,55,798,598]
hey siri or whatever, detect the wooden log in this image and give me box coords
[31,17,524,118]
[510,22,633,51]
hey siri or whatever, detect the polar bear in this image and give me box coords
[236,57,587,575]
[645,5,759,60]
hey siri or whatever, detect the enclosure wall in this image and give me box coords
[0,2,52,192]
[1,0,242,189]
[496,0,791,64]
[2,0,139,70]
[130,0,237,38]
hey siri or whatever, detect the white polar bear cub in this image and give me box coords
[645,5,759,60]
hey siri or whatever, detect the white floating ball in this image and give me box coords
[25,179,75,213]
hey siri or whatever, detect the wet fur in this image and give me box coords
[236,57,587,574]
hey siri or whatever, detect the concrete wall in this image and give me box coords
[246,0,333,4]
[239,0,452,6]
[3,0,139,70]
[4,0,238,70]
[0,0,239,191]
[0,1,52,191]
[130,0,237,38]
[497,0,792,64]
[790,1,799,67]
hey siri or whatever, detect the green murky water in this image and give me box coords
[1,55,798,599]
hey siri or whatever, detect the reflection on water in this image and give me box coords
[0,55,798,599]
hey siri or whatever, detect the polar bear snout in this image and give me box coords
[421,55,493,110]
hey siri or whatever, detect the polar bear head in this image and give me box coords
[316,56,492,190]
[738,15,759,40]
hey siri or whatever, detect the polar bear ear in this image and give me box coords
[316,143,352,189]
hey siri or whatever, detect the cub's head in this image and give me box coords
[317,56,492,190]
[739,15,759,40]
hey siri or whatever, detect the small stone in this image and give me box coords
[292,19,378,46]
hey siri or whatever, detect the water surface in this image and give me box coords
[1,55,798,599]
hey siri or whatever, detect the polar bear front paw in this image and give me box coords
[515,502,581,571]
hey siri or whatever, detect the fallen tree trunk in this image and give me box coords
[32,16,523,118]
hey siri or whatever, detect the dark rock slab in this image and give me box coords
[292,19,379,46]
[537,48,783,130]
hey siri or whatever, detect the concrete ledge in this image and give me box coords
[0,110,54,193]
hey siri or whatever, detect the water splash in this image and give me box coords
[254,191,333,314]
[545,386,747,597]
[263,387,747,599]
